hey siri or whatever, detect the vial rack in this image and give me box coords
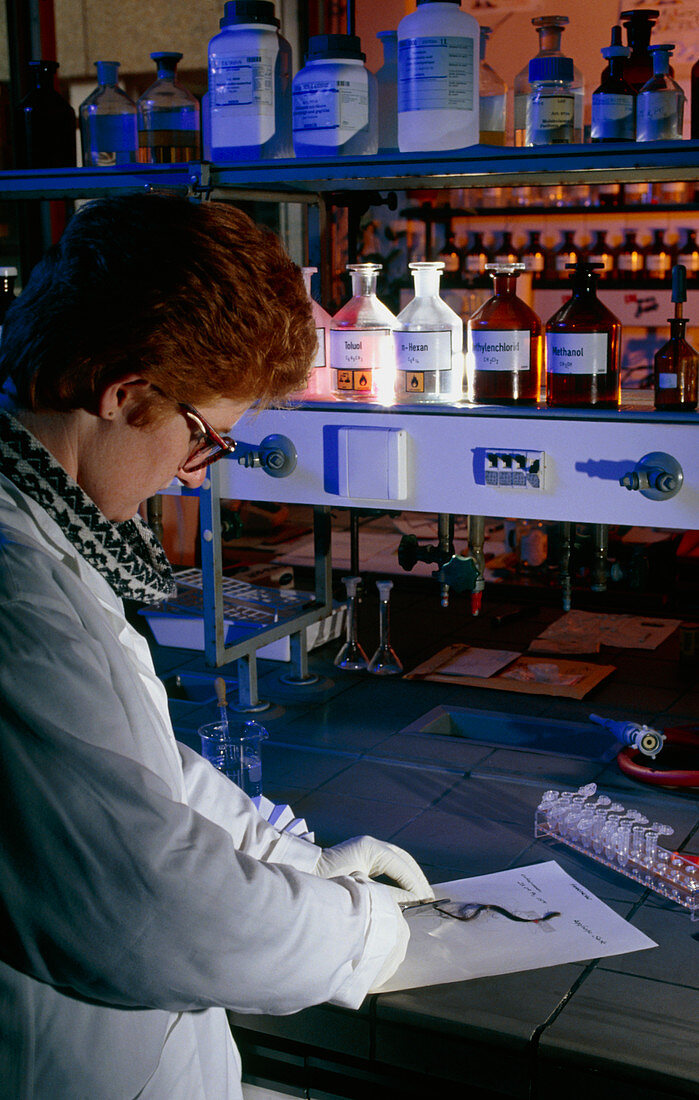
[535,783,699,919]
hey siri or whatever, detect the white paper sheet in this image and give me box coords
[375,861,656,994]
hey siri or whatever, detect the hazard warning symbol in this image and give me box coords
[336,370,353,390]
[353,370,373,392]
[405,372,425,393]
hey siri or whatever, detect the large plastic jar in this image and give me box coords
[397,0,480,152]
[208,0,292,161]
[292,34,377,157]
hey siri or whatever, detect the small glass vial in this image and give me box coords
[514,16,583,146]
[293,34,377,157]
[637,44,685,142]
[295,267,332,400]
[522,230,551,285]
[586,229,614,283]
[16,60,76,169]
[79,61,138,166]
[677,229,699,281]
[393,261,464,404]
[479,26,506,146]
[376,30,398,154]
[208,0,292,162]
[330,264,397,403]
[553,229,582,280]
[591,26,635,142]
[525,55,575,146]
[654,265,698,411]
[615,229,644,285]
[466,262,542,404]
[137,52,200,164]
[545,262,621,409]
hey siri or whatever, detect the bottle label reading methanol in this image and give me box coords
[546,332,608,374]
[398,37,475,112]
[210,46,277,145]
[293,74,368,143]
[330,328,392,391]
[591,93,635,140]
[469,330,531,372]
[394,330,452,373]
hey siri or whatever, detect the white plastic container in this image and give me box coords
[397,0,480,153]
[292,34,377,157]
[393,262,464,403]
[208,0,292,162]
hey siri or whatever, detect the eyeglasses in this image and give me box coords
[178,402,237,473]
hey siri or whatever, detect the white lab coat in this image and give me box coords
[0,472,405,1100]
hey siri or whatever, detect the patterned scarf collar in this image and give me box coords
[0,409,176,604]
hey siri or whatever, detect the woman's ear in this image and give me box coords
[97,375,150,420]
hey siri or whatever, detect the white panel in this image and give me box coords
[337,426,408,501]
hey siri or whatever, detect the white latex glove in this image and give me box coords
[315,836,434,904]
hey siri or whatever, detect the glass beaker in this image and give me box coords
[198,718,268,798]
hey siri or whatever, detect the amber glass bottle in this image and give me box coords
[553,230,582,280]
[521,229,548,285]
[15,60,76,168]
[545,262,621,408]
[586,229,614,283]
[618,8,660,91]
[466,262,542,404]
[615,229,644,285]
[654,264,698,411]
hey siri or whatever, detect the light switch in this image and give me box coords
[336,426,408,500]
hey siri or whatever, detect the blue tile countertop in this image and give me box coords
[150,616,699,1100]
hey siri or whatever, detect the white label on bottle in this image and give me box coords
[523,253,544,273]
[210,46,277,145]
[591,93,635,140]
[587,253,612,274]
[313,327,326,369]
[618,252,641,272]
[293,72,368,142]
[330,328,392,372]
[466,254,485,274]
[546,332,608,375]
[528,93,574,134]
[678,252,699,272]
[658,372,678,389]
[398,36,475,112]
[555,252,576,272]
[394,329,452,372]
[646,255,669,274]
[637,91,682,140]
[469,330,531,372]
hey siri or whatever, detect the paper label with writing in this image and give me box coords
[399,36,475,113]
[330,328,392,373]
[395,329,452,372]
[469,329,531,372]
[546,332,608,375]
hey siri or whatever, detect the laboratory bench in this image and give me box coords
[144,579,699,1100]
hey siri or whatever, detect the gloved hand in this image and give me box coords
[315,836,434,904]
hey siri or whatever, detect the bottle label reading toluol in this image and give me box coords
[399,37,475,112]
[330,328,392,391]
[469,330,531,372]
[546,332,608,374]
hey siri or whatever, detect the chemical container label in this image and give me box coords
[330,329,393,375]
[210,46,277,145]
[394,329,452,373]
[546,332,608,375]
[657,372,678,389]
[637,90,680,140]
[293,73,368,143]
[591,93,635,140]
[468,330,531,372]
[313,327,326,369]
[526,93,574,143]
[398,36,475,112]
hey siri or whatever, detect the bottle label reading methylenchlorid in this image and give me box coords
[394,330,452,373]
[399,37,475,112]
[293,74,368,143]
[469,330,531,372]
[546,332,608,375]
